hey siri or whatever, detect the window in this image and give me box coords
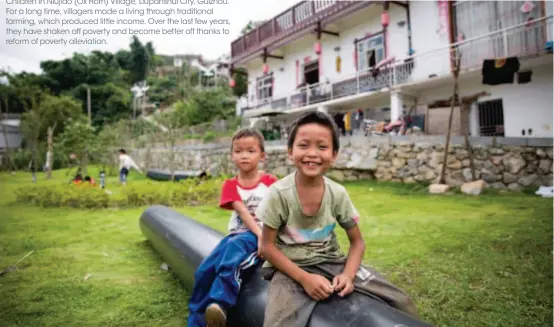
[257,74,273,101]
[478,99,504,137]
[453,1,543,67]
[357,34,384,71]
[303,61,319,85]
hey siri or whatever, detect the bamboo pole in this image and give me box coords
[438,54,461,184]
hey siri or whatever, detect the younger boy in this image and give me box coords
[118,149,142,185]
[257,111,418,327]
[187,128,278,327]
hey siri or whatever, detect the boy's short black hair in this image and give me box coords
[119,148,126,154]
[287,111,340,152]
[231,127,266,152]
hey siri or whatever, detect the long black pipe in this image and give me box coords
[139,205,433,327]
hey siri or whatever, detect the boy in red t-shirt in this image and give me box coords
[187,128,278,327]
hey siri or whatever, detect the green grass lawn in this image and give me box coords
[0,169,552,327]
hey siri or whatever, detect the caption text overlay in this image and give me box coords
[4,0,231,47]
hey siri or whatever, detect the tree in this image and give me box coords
[183,88,236,126]
[19,93,83,179]
[146,75,179,106]
[231,67,248,98]
[54,119,97,175]
[240,20,267,35]
[20,102,43,181]
[2,71,46,114]
[153,111,182,181]
[37,94,83,179]
[129,36,150,84]
[15,82,45,180]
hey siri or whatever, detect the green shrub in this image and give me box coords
[202,131,216,142]
[15,177,224,209]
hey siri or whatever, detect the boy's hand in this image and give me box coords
[257,237,264,259]
[332,273,355,297]
[301,273,334,301]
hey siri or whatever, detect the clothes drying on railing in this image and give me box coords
[481,57,520,85]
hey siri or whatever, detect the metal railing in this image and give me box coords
[393,15,552,85]
[231,0,361,61]
[242,16,552,114]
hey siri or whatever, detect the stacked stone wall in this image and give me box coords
[131,136,553,190]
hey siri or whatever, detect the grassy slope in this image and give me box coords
[0,169,552,327]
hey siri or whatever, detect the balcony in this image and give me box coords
[230,0,371,64]
[392,15,553,87]
[241,15,552,117]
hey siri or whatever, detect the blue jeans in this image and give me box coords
[187,231,260,327]
[119,168,128,183]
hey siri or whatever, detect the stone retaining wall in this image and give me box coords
[131,135,553,190]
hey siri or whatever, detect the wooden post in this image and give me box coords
[460,91,490,181]
[460,104,476,180]
[438,54,461,184]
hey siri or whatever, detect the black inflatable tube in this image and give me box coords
[146,169,207,182]
[139,205,433,327]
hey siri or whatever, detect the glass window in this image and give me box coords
[357,34,384,71]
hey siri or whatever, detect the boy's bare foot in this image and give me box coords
[205,303,226,327]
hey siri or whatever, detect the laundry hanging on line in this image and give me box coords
[481,57,520,86]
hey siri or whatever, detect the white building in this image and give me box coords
[230,0,553,138]
[0,113,23,162]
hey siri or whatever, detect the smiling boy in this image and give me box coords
[187,128,278,327]
[257,111,418,327]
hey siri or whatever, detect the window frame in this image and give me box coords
[355,32,385,72]
[256,73,273,102]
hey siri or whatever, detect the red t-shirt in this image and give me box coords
[220,173,278,233]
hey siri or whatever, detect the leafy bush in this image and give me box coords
[1,147,70,171]
[15,177,225,209]
[202,131,216,142]
[15,183,110,209]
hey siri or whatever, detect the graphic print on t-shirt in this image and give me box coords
[281,222,338,244]
[219,174,277,233]
[230,189,267,232]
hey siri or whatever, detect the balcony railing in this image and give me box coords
[231,0,363,62]
[393,15,553,85]
[242,16,552,115]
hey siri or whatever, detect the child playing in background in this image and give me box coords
[118,149,142,185]
[187,128,278,327]
[257,111,418,327]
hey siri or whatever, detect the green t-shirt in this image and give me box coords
[256,173,360,268]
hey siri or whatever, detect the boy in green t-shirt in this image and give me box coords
[256,111,418,327]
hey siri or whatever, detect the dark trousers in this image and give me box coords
[261,262,418,327]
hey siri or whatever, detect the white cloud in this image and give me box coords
[0,0,298,73]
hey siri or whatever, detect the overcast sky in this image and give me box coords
[0,0,298,73]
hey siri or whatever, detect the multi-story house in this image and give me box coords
[230,0,553,138]
[0,113,23,163]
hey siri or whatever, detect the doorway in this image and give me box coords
[304,61,319,85]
